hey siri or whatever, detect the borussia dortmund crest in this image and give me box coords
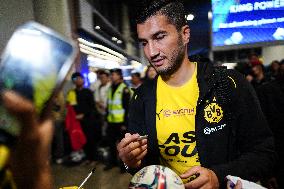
[204,98,223,123]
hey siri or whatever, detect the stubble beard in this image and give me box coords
[153,35,186,78]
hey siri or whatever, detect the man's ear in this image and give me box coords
[181,25,190,44]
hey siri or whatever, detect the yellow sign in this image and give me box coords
[204,102,223,123]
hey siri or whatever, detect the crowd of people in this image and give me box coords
[50,66,158,170]
[235,56,284,188]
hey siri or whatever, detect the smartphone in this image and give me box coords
[0,21,77,145]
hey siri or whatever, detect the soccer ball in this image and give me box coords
[129,165,185,189]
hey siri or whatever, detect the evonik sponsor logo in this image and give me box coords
[204,123,226,135]
[163,108,195,118]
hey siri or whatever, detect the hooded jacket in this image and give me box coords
[127,61,275,187]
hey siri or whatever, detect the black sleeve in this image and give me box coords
[211,70,276,184]
[127,88,145,135]
[122,87,131,126]
[126,87,147,175]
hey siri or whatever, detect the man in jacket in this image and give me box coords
[117,0,275,188]
[105,68,131,171]
[67,72,99,163]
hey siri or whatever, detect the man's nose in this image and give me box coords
[148,41,159,58]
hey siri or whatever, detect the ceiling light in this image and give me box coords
[78,38,126,60]
[95,25,100,30]
[186,14,194,21]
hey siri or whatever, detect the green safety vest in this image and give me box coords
[107,82,127,123]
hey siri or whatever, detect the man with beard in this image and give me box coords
[117,0,275,188]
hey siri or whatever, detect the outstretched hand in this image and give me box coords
[2,91,53,189]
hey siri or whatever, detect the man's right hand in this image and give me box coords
[117,133,147,169]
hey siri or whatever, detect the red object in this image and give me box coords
[65,105,86,151]
[250,60,262,66]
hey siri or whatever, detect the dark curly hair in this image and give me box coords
[135,0,187,31]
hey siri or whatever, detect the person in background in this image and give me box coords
[251,64,268,89]
[131,72,143,89]
[256,61,284,189]
[249,53,262,67]
[144,65,157,80]
[268,60,280,81]
[89,70,102,92]
[95,70,111,116]
[105,68,131,171]
[117,0,275,188]
[66,72,99,164]
[94,70,111,138]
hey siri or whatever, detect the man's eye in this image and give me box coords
[156,34,165,40]
[141,42,147,47]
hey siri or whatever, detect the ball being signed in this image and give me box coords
[129,165,184,189]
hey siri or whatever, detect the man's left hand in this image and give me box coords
[180,166,219,189]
